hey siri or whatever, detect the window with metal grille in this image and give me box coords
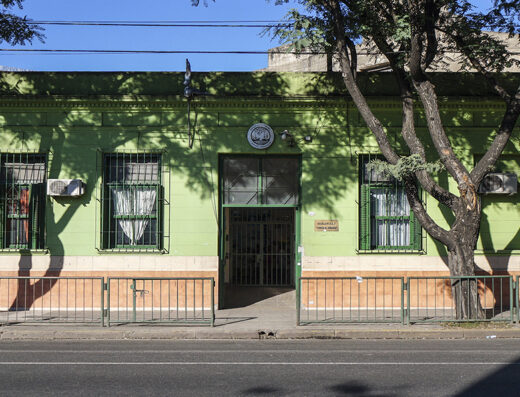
[359,155,421,251]
[0,153,46,250]
[102,153,161,251]
[222,156,299,205]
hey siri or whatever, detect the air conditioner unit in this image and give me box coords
[47,179,85,197]
[479,173,517,195]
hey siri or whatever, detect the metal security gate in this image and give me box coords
[227,207,295,287]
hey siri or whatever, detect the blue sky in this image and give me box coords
[3,0,495,72]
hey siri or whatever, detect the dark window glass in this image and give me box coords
[223,157,299,205]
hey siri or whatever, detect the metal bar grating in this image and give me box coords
[102,152,162,252]
[298,277,405,324]
[0,153,46,250]
[0,277,104,325]
[228,207,294,287]
[107,277,215,326]
[407,276,514,323]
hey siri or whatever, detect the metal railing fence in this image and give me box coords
[0,277,104,325]
[107,277,215,326]
[0,275,517,327]
[298,277,405,325]
[298,275,517,325]
[407,276,514,324]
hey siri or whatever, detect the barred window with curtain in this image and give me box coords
[359,155,421,251]
[0,153,46,250]
[102,153,161,251]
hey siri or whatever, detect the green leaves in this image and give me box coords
[190,0,215,6]
[392,15,411,42]
[366,155,445,181]
[0,0,43,46]
[264,8,333,54]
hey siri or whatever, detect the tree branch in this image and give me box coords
[344,35,357,80]
[404,176,454,249]
[471,84,520,183]
[371,35,458,206]
[422,0,439,70]
[445,29,512,102]
[414,80,472,187]
[326,0,399,164]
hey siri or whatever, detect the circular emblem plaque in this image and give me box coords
[247,123,275,150]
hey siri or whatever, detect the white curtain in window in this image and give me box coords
[371,188,410,247]
[111,187,156,245]
[133,188,156,243]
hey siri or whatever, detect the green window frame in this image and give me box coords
[359,155,421,251]
[101,153,162,251]
[0,153,46,250]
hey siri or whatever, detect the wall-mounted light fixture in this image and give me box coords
[279,130,314,147]
[280,130,295,147]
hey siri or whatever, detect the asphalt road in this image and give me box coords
[0,339,519,396]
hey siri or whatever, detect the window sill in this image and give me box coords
[356,249,425,255]
[475,250,520,256]
[96,248,168,254]
[0,248,49,255]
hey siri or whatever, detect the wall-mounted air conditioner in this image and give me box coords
[47,179,85,197]
[478,173,517,195]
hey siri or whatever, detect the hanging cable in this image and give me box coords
[1,48,518,56]
[0,48,329,55]
[28,21,292,28]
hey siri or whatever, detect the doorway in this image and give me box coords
[219,155,301,309]
[226,207,295,287]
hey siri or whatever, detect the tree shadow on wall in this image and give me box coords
[7,128,84,311]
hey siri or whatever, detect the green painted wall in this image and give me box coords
[0,72,518,258]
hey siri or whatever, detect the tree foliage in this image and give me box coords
[190,0,215,6]
[271,0,520,319]
[0,0,43,46]
[193,0,520,317]
[366,154,445,180]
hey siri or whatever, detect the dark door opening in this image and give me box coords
[222,207,295,308]
[219,156,300,309]
[227,207,294,287]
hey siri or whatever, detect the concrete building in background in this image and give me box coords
[262,32,520,73]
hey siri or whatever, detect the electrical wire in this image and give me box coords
[0,49,327,55]
[24,19,518,29]
[29,20,287,23]
[1,48,518,56]
[28,21,291,28]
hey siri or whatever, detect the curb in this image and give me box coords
[0,327,519,340]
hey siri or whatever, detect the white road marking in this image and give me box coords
[0,349,515,354]
[0,362,515,365]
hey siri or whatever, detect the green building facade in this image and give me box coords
[0,71,518,307]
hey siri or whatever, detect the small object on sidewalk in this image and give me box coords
[486,335,497,339]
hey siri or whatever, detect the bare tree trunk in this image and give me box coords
[447,209,485,320]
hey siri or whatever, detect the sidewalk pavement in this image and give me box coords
[0,323,519,341]
[1,290,519,341]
